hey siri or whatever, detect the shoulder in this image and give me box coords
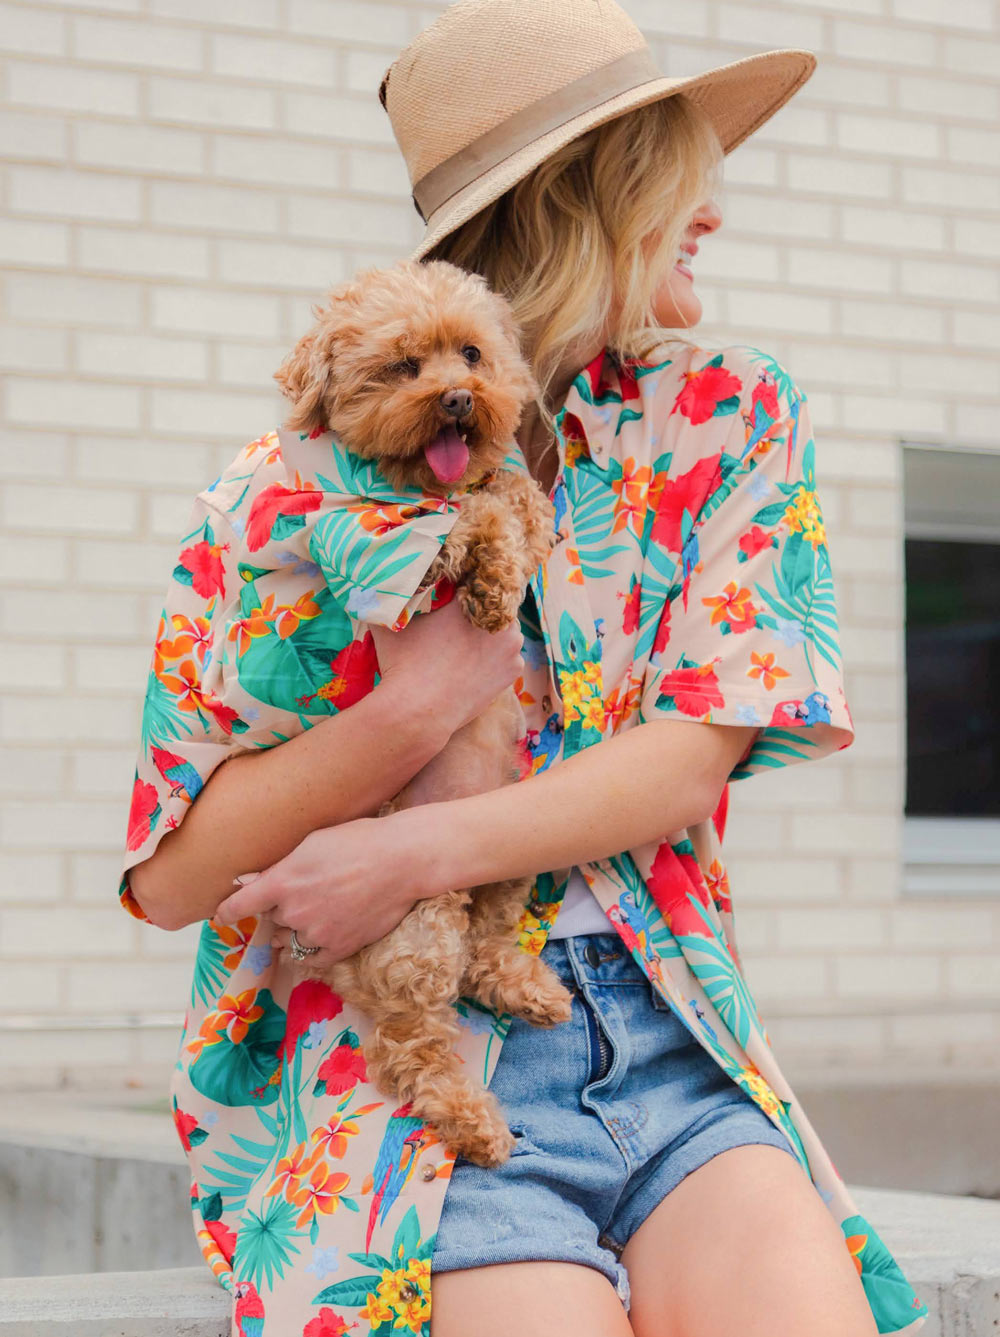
[649,342,805,416]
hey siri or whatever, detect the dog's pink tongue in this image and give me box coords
[424,425,469,483]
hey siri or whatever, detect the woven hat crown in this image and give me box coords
[380,0,650,191]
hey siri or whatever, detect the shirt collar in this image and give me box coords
[558,347,642,468]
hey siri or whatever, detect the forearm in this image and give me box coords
[425,718,741,892]
[131,676,449,929]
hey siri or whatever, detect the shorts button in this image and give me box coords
[584,943,601,968]
[420,1165,437,1182]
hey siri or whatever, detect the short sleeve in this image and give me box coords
[640,346,855,780]
[118,496,243,920]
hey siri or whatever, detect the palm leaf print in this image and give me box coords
[191,920,229,1006]
[566,465,630,577]
[731,727,823,779]
[232,1195,306,1291]
[755,546,842,678]
[198,1124,279,1215]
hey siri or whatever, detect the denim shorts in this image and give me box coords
[431,931,798,1310]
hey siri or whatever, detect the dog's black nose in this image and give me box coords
[440,388,473,419]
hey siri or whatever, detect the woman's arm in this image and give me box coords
[215,718,760,962]
[130,600,525,930]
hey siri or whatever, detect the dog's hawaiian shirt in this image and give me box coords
[119,342,928,1337]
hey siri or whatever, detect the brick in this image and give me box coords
[943,34,1000,80]
[217,340,296,389]
[149,74,277,131]
[150,385,279,437]
[0,642,66,690]
[726,289,834,337]
[788,343,894,390]
[345,146,414,198]
[891,0,993,24]
[140,916,202,959]
[0,852,63,903]
[0,325,69,374]
[211,134,341,189]
[834,952,941,999]
[945,956,1000,1000]
[898,72,998,122]
[767,1014,884,1058]
[68,960,193,1012]
[841,671,899,717]
[888,1010,994,1049]
[3,109,68,162]
[0,963,64,1011]
[10,165,141,222]
[0,2,65,55]
[947,125,1000,168]
[742,954,832,1002]
[75,538,186,590]
[721,192,834,243]
[345,48,393,96]
[841,393,946,436]
[847,580,904,626]
[150,0,278,26]
[284,91,403,147]
[817,438,901,483]
[151,286,280,338]
[775,907,886,951]
[1,482,138,535]
[718,3,823,47]
[952,310,1000,351]
[69,746,134,796]
[6,379,141,433]
[0,697,138,747]
[890,905,995,950]
[849,765,904,812]
[805,60,889,108]
[74,119,205,176]
[150,180,280,234]
[732,759,846,812]
[0,535,70,584]
[840,298,945,345]
[287,0,409,43]
[787,247,892,295]
[211,32,335,86]
[787,152,892,200]
[7,58,139,116]
[839,623,901,669]
[954,402,1000,444]
[901,257,999,304]
[219,240,344,292]
[835,112,940,159]
[0,747,67,796]
[719,145,779,188]
[72,14,203,71]
[832,19,936,66]
[1,589,144,641]
[791,811,898,856]
[897,351,1000,396]
[7,273,143,328]
[902,164,1000,211]
[840,204,944,254]
[77,331,208,383]
[78,226,211,280]
[954,218,1000,261]
[0,907,133,957]
[717,808,787,856]
[150,490,206,537]
[72,644,153,695]
[699,237,779,283]
[758,104,830,149]
[71,851,124,904]
[845,855,902,903]
[76,435,213,488]
[848,485,904,532]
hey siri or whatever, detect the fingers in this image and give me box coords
[215,871,277,925]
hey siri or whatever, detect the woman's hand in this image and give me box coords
[372,597,525,735]
[214,806,449,967]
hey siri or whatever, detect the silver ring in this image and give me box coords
[289,929,320,962]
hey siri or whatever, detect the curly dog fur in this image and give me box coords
[273,259,571,1167]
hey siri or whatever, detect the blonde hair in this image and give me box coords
[426,93,724,433]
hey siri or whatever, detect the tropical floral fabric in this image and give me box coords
[119,341,928,1336]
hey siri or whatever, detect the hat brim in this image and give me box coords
[409,47,815,262]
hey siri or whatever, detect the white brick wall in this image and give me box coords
[2,0,999,1087]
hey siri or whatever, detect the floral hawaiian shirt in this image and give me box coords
[119,341,928,1337]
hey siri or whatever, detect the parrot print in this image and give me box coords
[117,342,927,1337]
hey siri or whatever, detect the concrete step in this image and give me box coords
[0,1267,229,1336]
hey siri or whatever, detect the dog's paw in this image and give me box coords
[509,977,574,1028]
[455,1118,517,1169]
[458,578,521,633]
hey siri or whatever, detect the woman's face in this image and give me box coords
[649,196,723,329]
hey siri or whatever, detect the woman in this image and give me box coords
[122,2,928,1335]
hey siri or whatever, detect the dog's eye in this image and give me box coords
[388,357,420,377]
[461,345,481,365]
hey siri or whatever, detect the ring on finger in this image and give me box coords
[289,928,321,963]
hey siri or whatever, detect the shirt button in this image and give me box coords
[420,1165,437,1182]
[584,943,601,968]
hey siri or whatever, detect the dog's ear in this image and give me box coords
[273,327,334,435]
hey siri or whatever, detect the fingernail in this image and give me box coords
[233,872,261,887]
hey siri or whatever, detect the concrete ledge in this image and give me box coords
[0,1189,996,1336]
[0,1267,229,1336]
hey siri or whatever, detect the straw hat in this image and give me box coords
[380,0,815,263]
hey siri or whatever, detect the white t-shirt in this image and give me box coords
[547,866,611,938]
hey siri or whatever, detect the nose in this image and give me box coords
[693,195,723,236]
[440,387,473,419]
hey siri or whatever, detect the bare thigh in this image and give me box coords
[621,1144,878,1337]
[431,1260,635,1337]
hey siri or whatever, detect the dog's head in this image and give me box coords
[274,259,538,493]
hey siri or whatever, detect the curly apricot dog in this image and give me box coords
[274,258,572,1167]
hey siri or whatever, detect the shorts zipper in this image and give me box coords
[581,989,613,1082]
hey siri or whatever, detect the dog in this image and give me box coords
[272,258,574,1167]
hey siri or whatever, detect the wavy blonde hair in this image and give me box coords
[426,92,725,434]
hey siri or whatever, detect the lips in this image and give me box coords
[423,424,469,483]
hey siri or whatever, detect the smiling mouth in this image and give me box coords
[423,422,470,482]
